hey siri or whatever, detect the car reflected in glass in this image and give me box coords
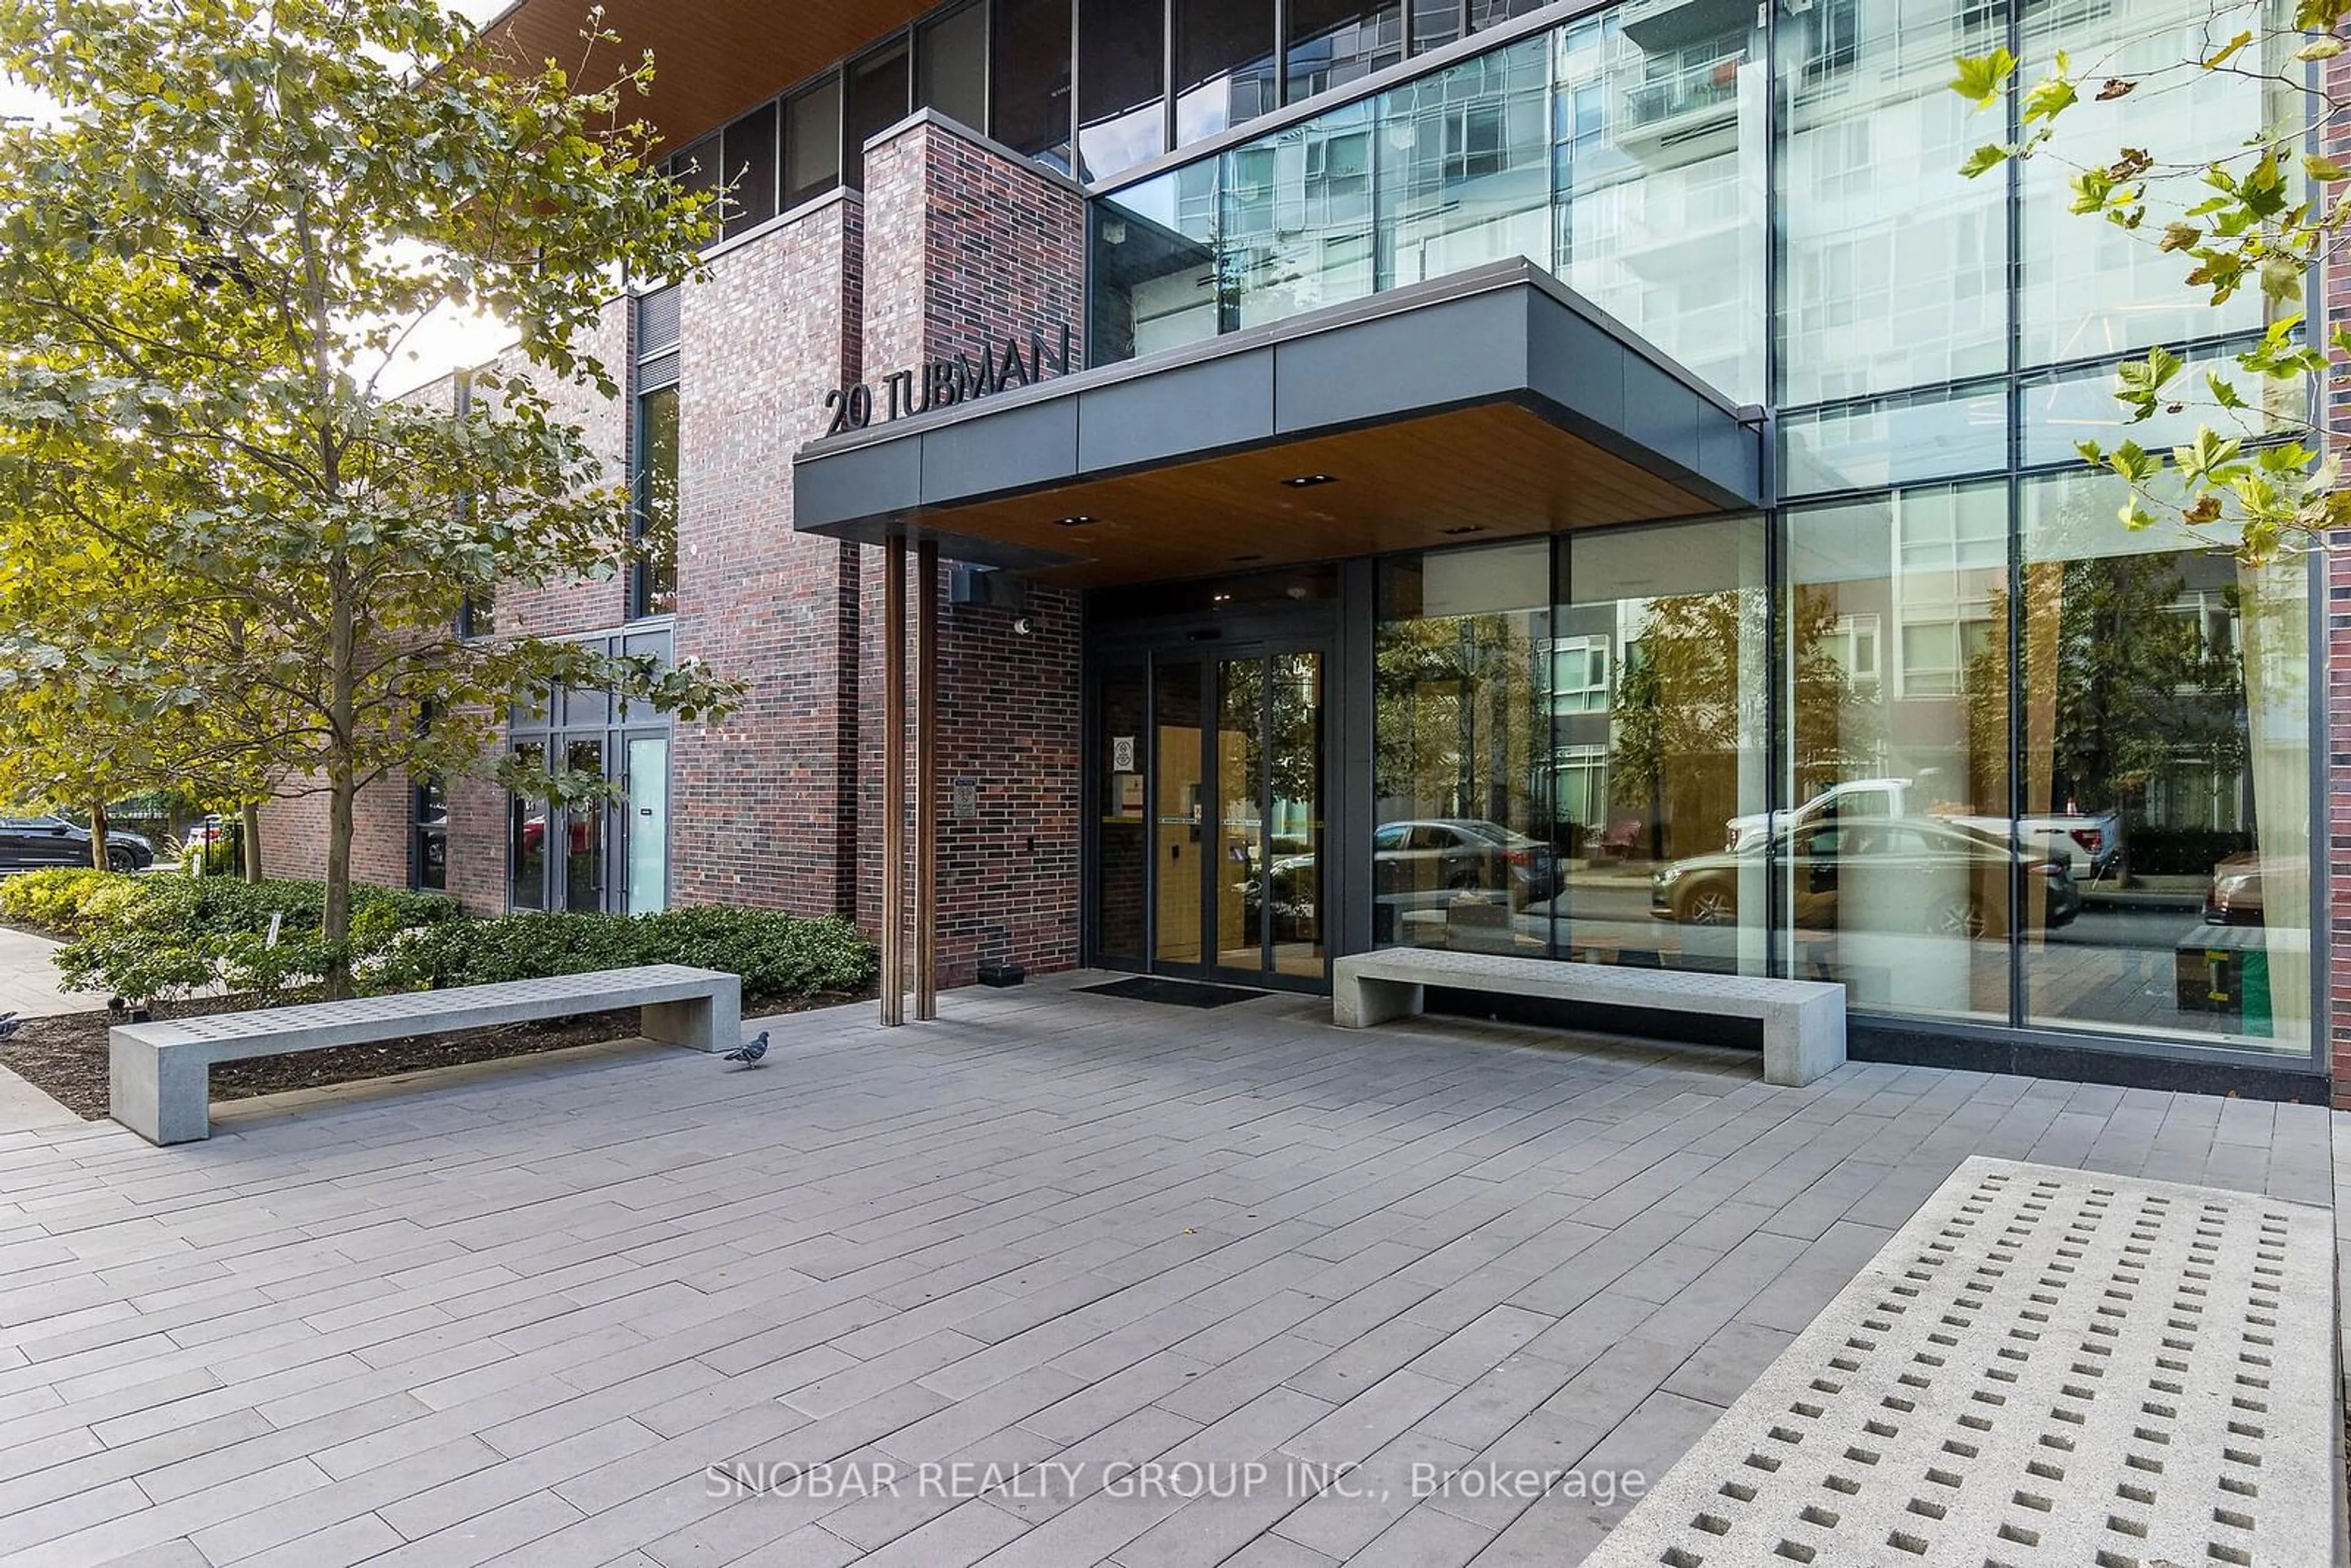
[1652,817,2079,936]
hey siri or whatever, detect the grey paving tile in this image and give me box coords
[0,981,2327,1568]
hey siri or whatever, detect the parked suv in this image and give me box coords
[1723,777,2124,883]
[0,815,154,874]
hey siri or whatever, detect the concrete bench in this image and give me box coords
[1332,948,1844,1086]
[110,964,743,1145]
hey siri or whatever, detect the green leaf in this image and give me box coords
[2305,153,2351,182]
[2022,73,2077,126]
[1950,49,2017,109]
[1959,143,2014,179]
[2206,372,2247,410]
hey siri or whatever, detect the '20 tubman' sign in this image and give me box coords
[821,323,1076,435]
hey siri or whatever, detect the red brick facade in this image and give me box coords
[853,116,1089,985]
[273,114,1089,991]
[670,192,868,920]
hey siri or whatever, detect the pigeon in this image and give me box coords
[722,1030,769,1066]
[0,1013,18,1043]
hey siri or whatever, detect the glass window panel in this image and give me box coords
[1268,652,1325,978]
[1410,0,1461,53]
[413,779,447,893]
[845,40,910,191]
[1176,0,1278,146]
[784,77,842,209]
[1214,658,1266,970]
[719,104,778,238]
[2018,0,2285,371]
[1782,484,2012,1021]
[1286,0,1403,103]
[671,133,720,218]
[1155,662,1205,966]
[563,740,604,913]
[1777,2,2008,404]
[635,383,678,618]
[1552,0,1765,404]
[918,2,989,129]
[1782,383,2008,497]
[1079,0,1166,181]
[1097,662,1148,961]
[2020,341,2301,469]
[2018,471,2308,1054]
[1567,517,1769,976]
[994,0,1073,170]
[1091,162,1225,364]
[625,736,668,915]
[1378,34,1551,291]
[1223,100,1379,329]
[562,681,610,728]
[1467,0,1543,29]
[1373,542,1551,955]
[509,740,547,911]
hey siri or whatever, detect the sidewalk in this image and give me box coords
[0,923,89,1020]
[0,973,2335,1566]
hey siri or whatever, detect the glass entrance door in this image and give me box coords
[562,739,606,913]
[1092,644,1327,987]
[1212,650,1325,982]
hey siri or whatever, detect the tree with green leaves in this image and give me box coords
[0,0,743,969]
[1951,3,2344,562]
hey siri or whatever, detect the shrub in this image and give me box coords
[30,871,459,1003]
[0,868,120,936]
[366,907,876,1002]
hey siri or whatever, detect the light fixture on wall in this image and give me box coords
[1100,218,1128,246]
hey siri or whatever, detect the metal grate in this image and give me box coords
[1584,1156,2335,1568]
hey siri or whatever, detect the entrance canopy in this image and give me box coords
[792,259,1764,588]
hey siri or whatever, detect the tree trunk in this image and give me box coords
[241,803,263,883]
[89,798,110,871]
[324,764,354,997]
[321,550,359,997]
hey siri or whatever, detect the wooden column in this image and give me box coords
[915,538,940,1021]
[880,535,907,1027]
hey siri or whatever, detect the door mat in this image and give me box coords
[1074,977,1270,1008]
[1582,1155,2334,1568]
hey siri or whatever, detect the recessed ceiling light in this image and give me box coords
[1441,525,1487,536]
[1055,515,1099,528]
[1283,473,1337,488]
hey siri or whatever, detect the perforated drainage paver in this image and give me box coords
[1582,1156,2335,1568]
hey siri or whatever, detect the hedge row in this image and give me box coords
[0,868,459,942]
[0,868,874,1007]
[369,907,875,1000]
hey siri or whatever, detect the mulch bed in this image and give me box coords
[0,988,868,1120]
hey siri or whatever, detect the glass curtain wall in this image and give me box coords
[1092,4,1768,403]
[1373,521,1769,972]
[1766,0,2309,1060]
[2018,481,2309,1052]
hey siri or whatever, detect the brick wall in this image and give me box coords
[669,193,866,918]
[257,774,412,891]
[855,115,1089,986]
